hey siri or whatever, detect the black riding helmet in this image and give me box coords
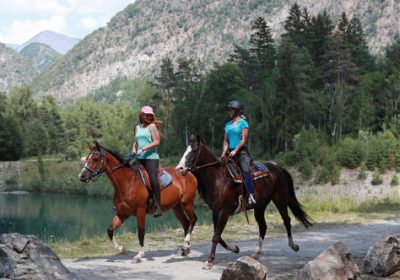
[227,100,243,111]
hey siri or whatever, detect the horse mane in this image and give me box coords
[102,146,129,165]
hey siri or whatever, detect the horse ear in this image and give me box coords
[93,140,100,150]
[196,134,204,143]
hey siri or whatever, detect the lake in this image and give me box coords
[0,192,211,242]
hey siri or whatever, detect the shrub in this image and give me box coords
[391,175,399,186]
[358,164,368,180]
[371,170,383,185]
[316,155,340,184]
[336,137,364,168]
[298,159,312,180]
[65,146,80,161]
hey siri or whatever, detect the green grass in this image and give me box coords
[52,195,400,259]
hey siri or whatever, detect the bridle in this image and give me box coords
[82,148,107,182]
[187,142,221,172]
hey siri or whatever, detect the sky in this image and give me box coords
[0,0,133,45]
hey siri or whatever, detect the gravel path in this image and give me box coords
[62,218,400,279]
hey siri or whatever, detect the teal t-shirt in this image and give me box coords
[224,118,249,149]
[135,124,159,160]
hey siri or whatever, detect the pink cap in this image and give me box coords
[141,106,155,115]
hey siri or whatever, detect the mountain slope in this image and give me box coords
[17,30,80,54]
[35,0,400,102]
[20,42,62,71]
[0,43,39,93]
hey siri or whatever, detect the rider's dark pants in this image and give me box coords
[230,148,254,194]
[139,159,161,205]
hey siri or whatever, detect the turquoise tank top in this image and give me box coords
[224,118,249,149]
[135,124,159,160]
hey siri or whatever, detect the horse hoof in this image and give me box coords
[178,247,191,256]
[132,257,142,263]
[202,261,213,270]
[116,250,127,256]
[233,245,240,253]
[290,244,299,252]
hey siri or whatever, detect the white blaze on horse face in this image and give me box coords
[176,145,192,170]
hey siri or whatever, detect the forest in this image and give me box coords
[1,4,400,184]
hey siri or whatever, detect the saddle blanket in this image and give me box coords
[227,161,271,184]
[138,166,173,191]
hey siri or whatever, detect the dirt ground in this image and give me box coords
[62,217,400,280]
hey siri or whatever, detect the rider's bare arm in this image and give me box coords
[132,126,138,153]
[221,133,229,157]
[142,123,160,151]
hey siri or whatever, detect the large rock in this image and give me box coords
[296,242,360,280]
[364,235,400,277]
[220,256,268,280]
[0,233,77,279]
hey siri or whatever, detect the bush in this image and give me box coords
[298,159,312,180]
[336,137,364,168]
[391,175,399,186]
[65,146,80,161]
[371,170,383,185]
[316,155,340,184]
[286,126,327,166]
[358,164,368,180]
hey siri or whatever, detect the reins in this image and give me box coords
[189,142,222,172]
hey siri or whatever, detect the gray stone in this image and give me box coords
[220,256,268,280]
[296,241,360,280]
[364,235,400,277]
[0,233,78,280]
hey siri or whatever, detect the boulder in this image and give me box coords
[364,235,400,277]
[0,233,78,280]
[296,241,360,280]
[220,256,268,280]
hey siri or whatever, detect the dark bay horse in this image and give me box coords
[176,136,312,269]
[79,142,198,262]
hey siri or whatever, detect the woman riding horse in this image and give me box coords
[80,142,198,262]
[176,136,312,269]
[131,105,162,217]
[222,100,256,206]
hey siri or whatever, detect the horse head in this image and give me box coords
[79,141,108,182]
[176,135,205,174]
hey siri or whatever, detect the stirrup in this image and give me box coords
[247,194,256,206]
[153,205,162,217]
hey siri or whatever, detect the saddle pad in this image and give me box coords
[138,166,173,191]
[226,161,270,183]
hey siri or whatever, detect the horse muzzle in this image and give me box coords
[176,166,189,176]
[79,170,91,182]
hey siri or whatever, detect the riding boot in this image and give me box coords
[244,175,256,206]
[153,188,162,217]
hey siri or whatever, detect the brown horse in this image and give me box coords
[79,142,198,262]
[176,136,313,269]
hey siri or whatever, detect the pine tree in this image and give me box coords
[284,3,307,47]
[249,17,275,68]
[155,57,175,138]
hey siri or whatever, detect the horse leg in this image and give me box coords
[212,211,239,254]
[132,207,147,263]
[172,204,191,256]
[181,201,199,255]
[273,197,299,252]
[251,205,268,259]
[107,214,128,253]
[203,211,230,270]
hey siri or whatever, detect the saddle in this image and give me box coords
[138,165,173,192]
[226,159,270,184]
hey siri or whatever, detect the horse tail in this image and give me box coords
[281,167,313,228]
